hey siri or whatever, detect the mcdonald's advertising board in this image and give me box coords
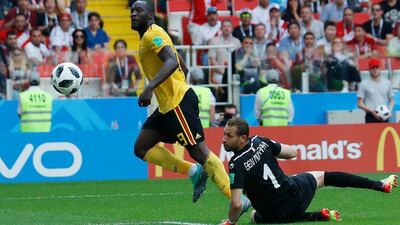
[148,123,400,179]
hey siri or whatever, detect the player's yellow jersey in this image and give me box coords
[139,24,189,113]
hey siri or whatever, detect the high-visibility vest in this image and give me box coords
[192,85,212,128]
[259,84,290,126]
[19,88,53,132]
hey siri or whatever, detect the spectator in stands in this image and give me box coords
[209,19,241,102]
[303,0,323,13]
[357,58,394,123]
[266,4,288,44]
[189,6,221,46]
[254,69,294,126]
[232,10,255,42]
[300,5,324,41]
[317,21,337,56]
[279,21,303,62]
[252,0,271,29]
[364,3,393,46]
[84,12,110,50]
[190,69,216,128]
[380,0,400,27]
[0,0,12,20]
[0,31,18,72]
[29,0,46,12]
[209,19,241,84]
[324,36,360,92]
[69,28,90,64]
[215,103,238,127]
[260,43,290,89]
[50,12,74,60]
[336,8,355,42]
[387,22,400,57]
[24,29,50,66]
[4,13,31,49]
[4,0,41,29]
[8,48,30,99]
[293,32,326,92]
[282,0,301,23]
[320,0,346,22]
[108,39,141,97]
[71,0,89,29]
[0,60,6,99]
[347,25,378,59]
[253,23,270,62]
[38,0,60,36]
[235,37,260,84]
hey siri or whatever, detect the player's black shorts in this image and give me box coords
[142,88,205,148]
[253,173,317,223]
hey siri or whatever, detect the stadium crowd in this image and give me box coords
[0,0,399,100]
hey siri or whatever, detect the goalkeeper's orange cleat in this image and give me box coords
[381,174,398,193]
[321,208,341,221]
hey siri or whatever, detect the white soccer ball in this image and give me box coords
[51,62,83,95]
[375,104,391,121]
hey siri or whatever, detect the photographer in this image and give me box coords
[214,104,238,127]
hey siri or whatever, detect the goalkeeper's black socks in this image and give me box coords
[324,172,382,191]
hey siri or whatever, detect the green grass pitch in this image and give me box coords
[0,173,398,225]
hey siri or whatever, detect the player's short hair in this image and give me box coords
[133,0,155,15]
[227,117,249,137]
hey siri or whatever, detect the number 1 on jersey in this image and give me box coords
[263,163,281,188]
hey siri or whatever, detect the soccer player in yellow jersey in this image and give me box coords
[131,1,244,205]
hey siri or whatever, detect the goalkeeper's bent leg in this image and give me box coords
[204,151,231,199]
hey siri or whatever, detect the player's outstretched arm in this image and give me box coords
[220,188,243,225]
[277,144,298,159]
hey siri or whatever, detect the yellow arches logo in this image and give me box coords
[377,127,400,171]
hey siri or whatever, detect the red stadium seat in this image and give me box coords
[37,64,53,77]
[376,45,387,57]
[233,0,258,11]
[0,20,4,29]
[167,0,228,12]
[354,12,370,25]
[181,15,240,45]
[358,57,387,71]
[390,57,400,70]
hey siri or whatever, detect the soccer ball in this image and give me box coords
[51,62,83,95]
[375,104,391,121]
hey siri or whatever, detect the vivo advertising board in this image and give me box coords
[0,130,147,183]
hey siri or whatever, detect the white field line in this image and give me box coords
[94,222,213,225]
[0,191,195,201]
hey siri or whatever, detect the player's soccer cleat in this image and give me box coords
[240,195,252,216]
[381,174,398,193]
[321,208,341,221]
[191,163,208,203]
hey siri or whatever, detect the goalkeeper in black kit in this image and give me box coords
[219,117,398,224]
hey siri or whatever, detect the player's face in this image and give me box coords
[223,126,243,152]
[131,2,148,31]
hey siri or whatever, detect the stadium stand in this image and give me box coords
[354,12,370,25]
[181,15,240,45]
[232,0,259,12]
[87,0,139,51]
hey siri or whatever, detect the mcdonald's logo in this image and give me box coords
[377,127,400,171]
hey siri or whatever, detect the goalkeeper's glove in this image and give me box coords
[219,219,237,225]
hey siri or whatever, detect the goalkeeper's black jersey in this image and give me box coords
[228,135,296,213]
